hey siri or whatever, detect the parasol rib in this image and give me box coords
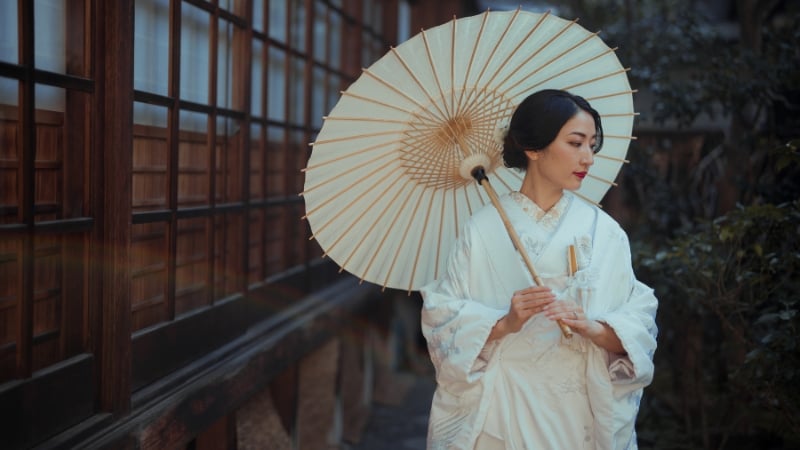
[360,69,443,124]
[560,68,631,92]
[449,16,456,114]
[381,185,430,291]
[595,153,630,163]
[493,167,523,194]
[387,46,451,124]
[340,90,420,115]
[604,134,637,140]
[572,190,600,207]
[483,13,562,95]
[601,112,639,118]
[320,172,404,259]
[303,157,398,221]
[421,28,452,119]
[435,187,448,280]
[586,89,637,101]
[459,9,527,116]
[507,46,613,99]
[358,183,422,285]
[495,21,590,98]
[339,171,413,270]
[312,128,405,146]
[454,10,490,116]
[302,150,395,196]
[304,137,403,171]
[451,187,459,240]
[407,189,439,291]
[586,173,618,186]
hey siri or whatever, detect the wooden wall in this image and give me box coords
[0,0,472,448]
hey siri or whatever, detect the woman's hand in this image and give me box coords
[489,286,555,341]
[544,300,626,354]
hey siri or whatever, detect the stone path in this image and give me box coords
[350,373,436,450]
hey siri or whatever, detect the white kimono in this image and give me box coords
[421,191,658,450]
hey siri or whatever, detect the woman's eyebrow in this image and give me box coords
[567,131,596,139]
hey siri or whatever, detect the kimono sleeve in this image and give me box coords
[420,220,507,385]
[593,226,659,389]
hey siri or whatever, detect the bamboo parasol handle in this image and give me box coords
[471,166,573,339]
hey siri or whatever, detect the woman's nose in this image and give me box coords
[581,146,594,166]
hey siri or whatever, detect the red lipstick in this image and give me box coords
[574,171,587,179]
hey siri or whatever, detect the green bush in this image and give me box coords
[633,198,800,449]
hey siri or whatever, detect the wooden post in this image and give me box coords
[94,0,134,413]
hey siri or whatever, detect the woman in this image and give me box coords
[420,89,658,450]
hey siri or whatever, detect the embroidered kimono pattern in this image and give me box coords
[421,191,658,450]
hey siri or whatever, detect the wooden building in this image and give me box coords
[0,1,470,448]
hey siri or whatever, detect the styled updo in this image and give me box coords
[502,89,603,170]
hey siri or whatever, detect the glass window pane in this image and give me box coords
[267,48,286,121]
[218,19,233,109]
[269,0,286,42]
[289,56,304,125]
[266,125,285,198]
[327,74,342,116]
[213,211,243,299]
[0,2,18,63]
[249,123,265,200]
[0,77,19,225]
[178,110,209,208]
[311,67,326,129]
[134,0,170,95]
[132,102,169,213]
[313,3,327,63]
[131,222,169,331]
[219,0,246,17]
[175,217,209,316]
[35,83,65,113]
[329,13,341,70]
[251,39,264,117]
[0,236,20,378]
[247,209,265,284]
[133,101,168,128]
[290,1,306,50]
[398,0,411,43]
[215,116,242,203]
[253,0,265,33]
[34,0,66,73]
[181,4,210,103]
[0,77,16,110]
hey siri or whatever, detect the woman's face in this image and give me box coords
[525,109,596,192]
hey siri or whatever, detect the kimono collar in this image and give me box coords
[509,191,572,232]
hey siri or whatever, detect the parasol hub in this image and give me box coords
[436,115,473,150]
[459,153,493,181]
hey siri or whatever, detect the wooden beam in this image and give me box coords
[93,0,134,414]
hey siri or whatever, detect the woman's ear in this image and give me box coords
[524,149,539,161]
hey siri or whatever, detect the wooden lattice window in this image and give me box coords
[0,0,399,392]
[0,0,93,384]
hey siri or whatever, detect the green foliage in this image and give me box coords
[634,199,800,449]
[555,1,800,448]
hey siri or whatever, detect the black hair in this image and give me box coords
[502,89,604,170]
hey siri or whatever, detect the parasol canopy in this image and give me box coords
[302,9,636,293]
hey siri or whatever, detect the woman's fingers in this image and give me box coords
[510,289,554,318]
[543,300,583,322]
